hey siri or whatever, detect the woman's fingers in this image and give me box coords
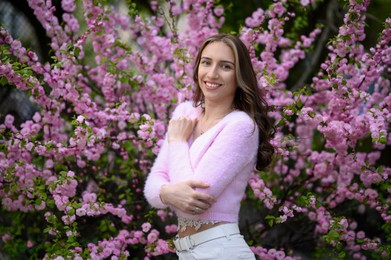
[190,206,203,215]
[187,203,208,215]
[188,180,210,189]
[188,195,215,215]
[160,180,216,214]
[195,192,215,204]
[167,117,196,142]
[187,180,216,204]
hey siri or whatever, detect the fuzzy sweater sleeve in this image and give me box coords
[143,102,196,208]
[143,137,170,209]
[168,116,258,198]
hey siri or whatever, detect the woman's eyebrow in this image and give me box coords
[200,56,235,65]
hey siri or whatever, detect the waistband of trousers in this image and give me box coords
[173,223,240,252]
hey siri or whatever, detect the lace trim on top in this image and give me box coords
[177,216,219,232]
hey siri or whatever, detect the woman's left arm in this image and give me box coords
[168,119,259,198]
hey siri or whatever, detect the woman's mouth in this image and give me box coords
[204,81,221,90]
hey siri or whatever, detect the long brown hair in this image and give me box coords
[192,33,275,170]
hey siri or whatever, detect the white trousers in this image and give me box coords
[175,224,256,260]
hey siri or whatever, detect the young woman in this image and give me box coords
[144,34,275,259]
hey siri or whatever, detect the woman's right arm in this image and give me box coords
[143,137,171,209]
[144,103,215,213]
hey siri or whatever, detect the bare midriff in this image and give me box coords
[178,221,228,238]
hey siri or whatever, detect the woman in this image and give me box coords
[144,34,275,259]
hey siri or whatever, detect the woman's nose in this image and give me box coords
[207,65,219,78]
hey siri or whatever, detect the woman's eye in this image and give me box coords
[222,64,233,70]
[201,60,210,65]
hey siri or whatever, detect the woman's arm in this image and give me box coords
[168,118,258,198]
[143,137,170,209]
[144,103,215,213]
[160,180,215,214]
[144,135,216,212]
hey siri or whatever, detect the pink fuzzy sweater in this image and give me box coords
[144,101,259,223]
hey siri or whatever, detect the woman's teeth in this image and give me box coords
[205,82,220,89]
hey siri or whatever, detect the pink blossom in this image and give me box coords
[357,231,366,239]
[134,231,143,238]
[35,201,46,211]
[147,230,159,244]
[76,115,85,124]
[4,114,14,128]
[142,222,151,233]
[214,7,224,17]
[62,0,76,13]
[171,6,182,16]
[76,207,86,216]
[82,192,97,203]
[2,233,11,242]
[27,240,34,248]
[164,224,178,234]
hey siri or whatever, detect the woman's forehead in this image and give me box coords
[201,41,235,63]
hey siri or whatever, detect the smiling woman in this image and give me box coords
[144,34,275,259]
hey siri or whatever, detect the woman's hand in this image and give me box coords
[167,117,196,143]
[160,180,216,215]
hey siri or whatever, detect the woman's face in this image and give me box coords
[197,41,237,106]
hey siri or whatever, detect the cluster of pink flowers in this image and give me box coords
[0,0,389,259]
[242,0,389,258]
[248,173,277,209]
[277,205,307,224]
[252,246,294,260]
[305,196,385,259]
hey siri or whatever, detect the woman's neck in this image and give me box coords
[202,102,234,121]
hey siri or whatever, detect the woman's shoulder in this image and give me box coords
[216,110,256,135]
[226,110,254,125]
[171,101,200,119]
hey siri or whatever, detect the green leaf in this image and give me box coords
[379,136,387,144]
[35,198,42,206]
[277,119,286,127]
[74,47,80,57]
[296,99,303,109]
[109,224,117,232]
[68,208,75,216]
[265,215,275,227]
[0,76,9,86]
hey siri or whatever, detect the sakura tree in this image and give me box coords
[0,0,389,259]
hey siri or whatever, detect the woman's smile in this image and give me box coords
[204,81,222,90]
